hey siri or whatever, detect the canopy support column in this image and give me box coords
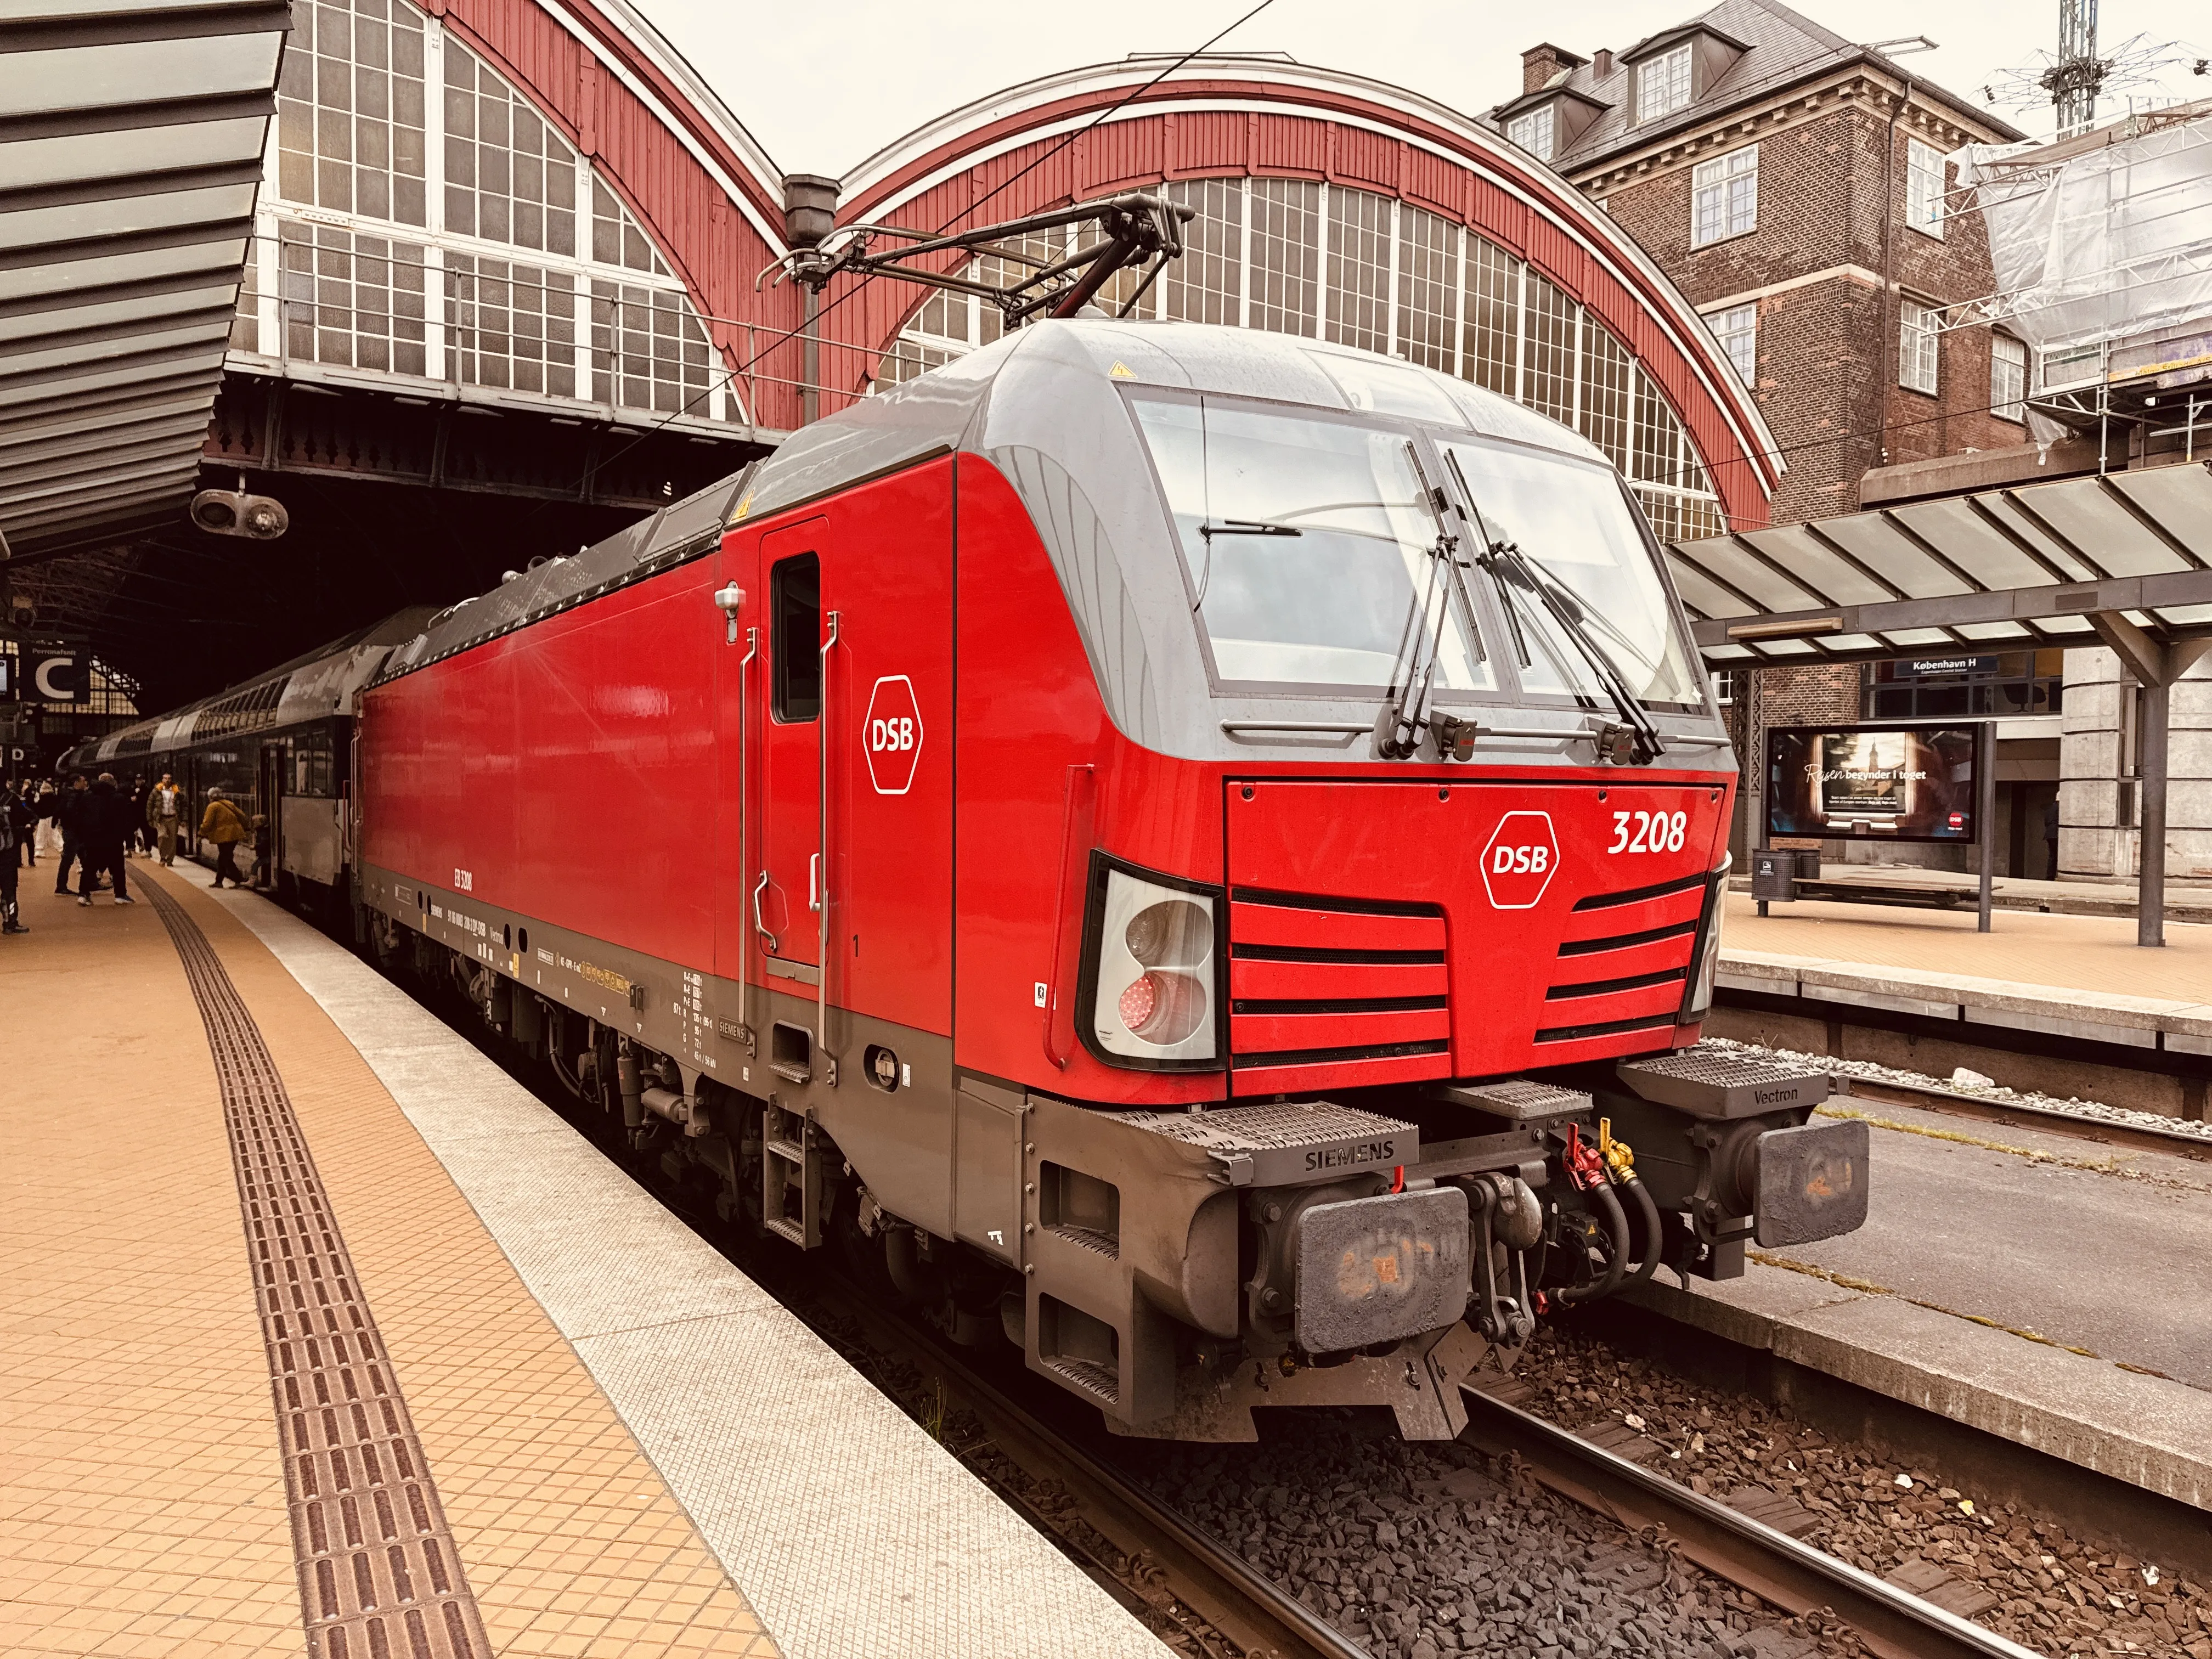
[2087,612,2212,948]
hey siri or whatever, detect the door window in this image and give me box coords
[772,554,821,721]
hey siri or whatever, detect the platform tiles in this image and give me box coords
[0,862,1166,1659]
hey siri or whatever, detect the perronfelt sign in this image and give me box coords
[863,675,923,795]
[1480,810,1559,910]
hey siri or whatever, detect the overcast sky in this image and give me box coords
[631,0,2209,179]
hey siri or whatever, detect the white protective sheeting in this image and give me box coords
[1955,115,2212,382]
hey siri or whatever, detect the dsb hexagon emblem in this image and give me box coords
[1481,810,1559,910]
[863,675,924,795]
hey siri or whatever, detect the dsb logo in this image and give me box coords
[862,675,925,795]
[1480,811,1559,910]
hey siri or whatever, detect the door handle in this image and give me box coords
[809,851,821,913]
[753,869,778,955]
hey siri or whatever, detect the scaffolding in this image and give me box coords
[1946,105,2212,447]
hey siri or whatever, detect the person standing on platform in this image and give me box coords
[74,773,133,906]
[32,781,61,866]
[126,775,149,857]
[200,787,250,888]
[52,773,92,895]
[146,772,184,866]
[1,785,30,933]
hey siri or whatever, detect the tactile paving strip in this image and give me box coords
[143,878,491,1659]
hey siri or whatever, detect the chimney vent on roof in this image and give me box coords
[1593,48,1614,79]
[1521,42,1589,95]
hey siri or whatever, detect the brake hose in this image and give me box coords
[1560,1181,1630,1304]
[1621,1176,1665,1291]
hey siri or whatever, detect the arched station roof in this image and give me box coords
[823,55,1782,528]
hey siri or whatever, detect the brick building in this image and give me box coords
[1491,2,2065,870]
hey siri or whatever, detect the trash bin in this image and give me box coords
[1751,850,1796,901]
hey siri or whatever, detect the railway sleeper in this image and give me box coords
[393,928,1862,1443]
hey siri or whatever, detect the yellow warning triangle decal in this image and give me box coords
[1109,361,1136,379]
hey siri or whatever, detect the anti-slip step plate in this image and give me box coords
[1429,1077,1593,1122]
[1615,1044,1834,1120]
[1121,1099,1417,1187]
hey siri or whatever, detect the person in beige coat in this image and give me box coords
[199,788,250,888]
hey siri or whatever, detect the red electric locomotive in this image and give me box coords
[281,321,1864,1438]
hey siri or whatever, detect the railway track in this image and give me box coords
[1833,1074,2212,1163]
[1459,1388,2040,1659]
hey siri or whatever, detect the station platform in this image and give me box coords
[1,862,1164,1659]
[1717,892,2212,1111]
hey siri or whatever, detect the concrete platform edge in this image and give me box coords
[1621,1266,2212,1513]
[188,870,1166,1659]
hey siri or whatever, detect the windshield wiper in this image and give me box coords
[1380,444,1471,760]
[1443,450,1664,766]
[1199,518,1302,540]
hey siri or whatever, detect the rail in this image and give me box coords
[1460,1389,2042,1659]
[1836,1075,2212,1162]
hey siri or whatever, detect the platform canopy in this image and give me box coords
[0,0,286,561]
[1665,462,2212,665]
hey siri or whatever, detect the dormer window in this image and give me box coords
[1638,44,1693,121]
[1508,105,1556,161]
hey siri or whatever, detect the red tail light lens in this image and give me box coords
[1116,969,1207,1045]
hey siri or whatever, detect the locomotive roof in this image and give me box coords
[376,322,1609,682]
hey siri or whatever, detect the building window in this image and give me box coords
[238,0,743,423]
[277,0,427,224]
[1164,177,1242,326]
[1507,105,1555,161]
[1710,302,1757,383]
[445,39,577,256]
[1991,334,2028,422]
[1906,138,1946,239]
[1325,185,1392,354]
[1521,271,1577,423]
[1248,178,1321,336]
[1691,145,1758,247]
[1396,205,1459,375]
[1638,46,1693,122]
[1463,235,1521,397]
[1899,296,1941,394]
[1579,321,1633,473]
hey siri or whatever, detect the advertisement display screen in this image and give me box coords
[1766,725,1980,843]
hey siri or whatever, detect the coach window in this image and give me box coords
[772,554,821,721]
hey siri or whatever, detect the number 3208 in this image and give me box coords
[1611,810,1686,854]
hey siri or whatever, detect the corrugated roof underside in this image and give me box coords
[0,1,287,555]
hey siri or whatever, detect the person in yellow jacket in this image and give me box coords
[199,788,251,889]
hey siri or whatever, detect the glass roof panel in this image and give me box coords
[1820,634,1886,652]
[1701,643,1757,660]
[1879,628,1956,646]
[2149,604,2212,625]
[1951,620,2034,639]
[2012,476,2190,578]
[1672,537,1823,612]
[1978,494,2100,580]
[1665,556,1756,619]
[1750,637,1820,657]
[2108,467,2212,565]
[1814,513,1970,597]
[1732,525,1897,605]
[1888,497,2061,590]
[2029,614,2097,634]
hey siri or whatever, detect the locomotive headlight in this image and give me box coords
[1680,854,1730,1019]
[1079,857,1224,1068]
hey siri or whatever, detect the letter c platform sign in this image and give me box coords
[30,651,83,704]
[862,675,924,795]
